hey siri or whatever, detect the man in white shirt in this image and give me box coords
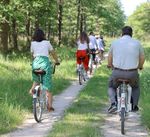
[89,32,98,63]
[107,26,145,113]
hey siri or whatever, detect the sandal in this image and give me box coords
[47,106,55,112]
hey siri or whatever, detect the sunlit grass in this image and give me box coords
[140,43,150,129]
[0,55,76,134]
[47,41,150,137]
[47,63,109,137]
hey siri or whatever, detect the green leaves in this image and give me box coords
[127,2,150,40]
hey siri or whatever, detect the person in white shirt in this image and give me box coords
[107,26,145,113]
[96,35,105,60]
[89,32,98,63]
[30,28,60,112]
[76,31,90,75]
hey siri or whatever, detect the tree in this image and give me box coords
[127,2,150,40]
[0,0,10,56]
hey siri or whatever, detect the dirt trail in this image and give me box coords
[1,81,86,137]
[101,107,149,137]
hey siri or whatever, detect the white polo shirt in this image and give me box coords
[30,40,53,57]
[89,35,97,49]
[109,35,144,69]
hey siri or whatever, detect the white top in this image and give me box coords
[96,38,104,51]
[30,40,53,57]
[77,40,88,50]
[109,35,144,69]
[89,35,97,49]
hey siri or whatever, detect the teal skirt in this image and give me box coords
[32,56,52,91]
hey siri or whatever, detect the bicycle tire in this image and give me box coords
[79,71,83,85]
[121,108,125,134]
[33,97,42,122]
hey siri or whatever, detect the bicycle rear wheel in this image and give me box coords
[33,97,42,122]
[120,108,125,134]
[79,71,83,85]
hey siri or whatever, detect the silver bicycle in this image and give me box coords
[32,64,57,122]
[116,78,132,135]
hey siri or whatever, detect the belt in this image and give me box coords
[114,67,137,71]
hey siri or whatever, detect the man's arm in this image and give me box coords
[107,52,113,68]
[138,54,145,69]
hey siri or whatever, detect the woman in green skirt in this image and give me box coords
[29,28,60,111]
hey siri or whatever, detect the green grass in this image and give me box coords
[47,41,150,137]
[47,63,109,137]
[1,40,150,136]
[0,52,77,134]
[140,41,150,130]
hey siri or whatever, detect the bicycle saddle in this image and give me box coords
[116,78,130,84]
[33,69,46,75]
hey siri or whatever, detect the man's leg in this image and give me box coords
[108,87,117,104]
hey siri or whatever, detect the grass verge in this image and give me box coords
[47,63,110,137]
[0,56,76,134]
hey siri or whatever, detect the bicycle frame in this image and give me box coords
[78,57,86,85]
[116,80,132,134]
[32,71,47,122]
[117,82,132,112]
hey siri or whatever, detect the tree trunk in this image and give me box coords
[58,0,63,46]
[80,7,84,34]
[26,11,31,48]
[12,18,18,51]
[1,22,9,55]
[0,0,10,56]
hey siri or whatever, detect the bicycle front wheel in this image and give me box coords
[33,97,42,122]
[120,108,125,134]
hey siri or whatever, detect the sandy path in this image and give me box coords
[1,81,86,137]
[101,107,149,137]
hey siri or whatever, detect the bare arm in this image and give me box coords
[50,50,59,63]
[138,54,145,69]
[107,52,113,68]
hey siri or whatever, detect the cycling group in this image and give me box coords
[29,26,145,127]
[76,31,105,79]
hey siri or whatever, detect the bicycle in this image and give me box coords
[77,57,86,85]
[116,78,132,135]
[32,63,57,122]
[88,50,100,74]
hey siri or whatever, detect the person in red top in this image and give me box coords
[76,31,90,76]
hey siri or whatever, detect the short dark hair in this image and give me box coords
[89,31,94,35]
[32,28,46,42]
[122,26,133,37]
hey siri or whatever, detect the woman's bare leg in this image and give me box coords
[46,91,54,111]
[29,82,39,94]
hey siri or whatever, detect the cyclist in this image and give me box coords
[89,32,98,64]
[29,28,60,112]
[107,26,145,113]
[76,31,90,78]
[97,35,105,61]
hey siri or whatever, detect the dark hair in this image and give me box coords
[79,31,89,44]
[32,28,46,42]
[89,31,94,35]
[122,26,133,37]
